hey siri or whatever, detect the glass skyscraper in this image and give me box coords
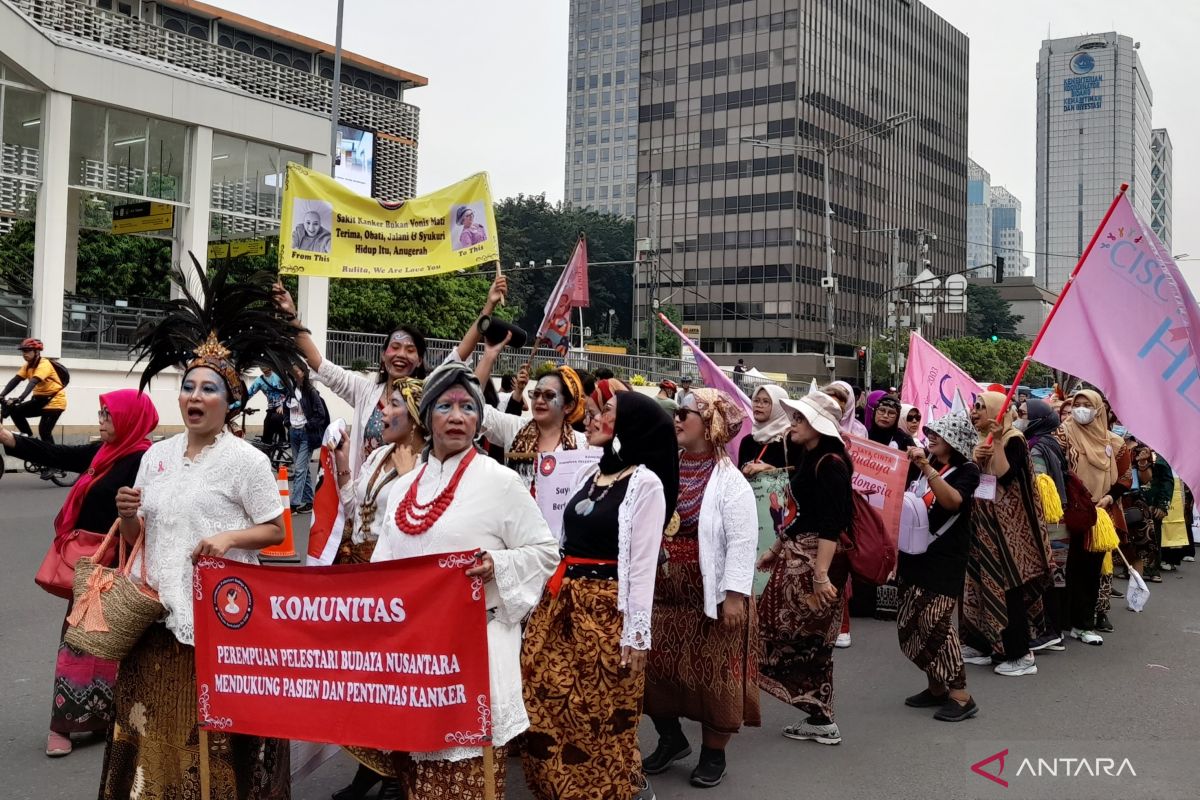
[1150,127,1172,250]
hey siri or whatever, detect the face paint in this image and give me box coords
[534,378,564,410]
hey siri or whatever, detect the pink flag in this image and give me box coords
[1033,192,1200,490]
[901,332,984,421]
[534,237,590,357]
[658,313,751,460]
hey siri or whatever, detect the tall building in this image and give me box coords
[564,0,640,217]
[635,0,968,374]
[1150,127,1172,249]
[967,159,992,270]
[989,186,1029,275]
[1035,32,1153,291]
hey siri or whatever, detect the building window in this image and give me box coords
[69,101,189,202]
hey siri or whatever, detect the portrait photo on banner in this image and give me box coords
[451,201,489,251]
[290,198,334,254]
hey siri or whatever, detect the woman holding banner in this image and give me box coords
[959,392,1053,677]
[756,392,854,747]
[362,361,557,799]
[643,389,759,788]
[522,392,676,800]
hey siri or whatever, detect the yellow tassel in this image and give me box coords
[1102,551,1113,575]
[1035,473,1063,523]
[1087,509,1120,553]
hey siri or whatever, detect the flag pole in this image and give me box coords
[988,183,1129,434]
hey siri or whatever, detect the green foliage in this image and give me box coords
[966,284,1023,340]
[646,303,682,359]
[328,271,501,340]
[934,337,1049,385]
[0,219,35,294]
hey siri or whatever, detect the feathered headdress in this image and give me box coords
[131,253,306,404]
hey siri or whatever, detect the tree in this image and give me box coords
[966,284,1023,340]
[646,303,682,359]
[934,337,1049,385]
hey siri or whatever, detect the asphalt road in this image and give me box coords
[3,472,1199,800]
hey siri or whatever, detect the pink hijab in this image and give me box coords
[53,389,159,539]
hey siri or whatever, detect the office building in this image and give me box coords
[0,0,425,428]
[634,0,968,375]
[990,186,1029,275]
[967,275,1057,340]
[1150,127,1172,249]
[1035,32,1153,291]
[564,0,640,217]
[967,159,992,270]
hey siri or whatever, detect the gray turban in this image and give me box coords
[418,360,485,440]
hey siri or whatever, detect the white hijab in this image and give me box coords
[751,384,792,443]
[826,380,864,435]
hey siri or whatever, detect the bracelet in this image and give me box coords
[813,576,831,586]
[336,469,351,477]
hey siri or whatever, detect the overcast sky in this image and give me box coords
[217,0,1196,275]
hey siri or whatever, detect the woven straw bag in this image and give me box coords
[64,520,164,661]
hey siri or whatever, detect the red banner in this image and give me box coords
[844,433,909,541]
[192,552,491,752]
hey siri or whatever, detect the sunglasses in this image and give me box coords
[674,407,699,422]
[906,413,920,422]
[529,389,560,403]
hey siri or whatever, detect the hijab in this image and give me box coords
[600,391,679,522]
[1063,388,1121,498]
[750,384,791,444]
[826,380,860,434]
[868,394,913,448]
[1024,398,1066,501]
[53,390,159,540]
[863,390,886,433]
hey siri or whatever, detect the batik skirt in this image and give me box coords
[98,624,290,800]
[756,534,848,722]
[897,584,966,690]
[347,746,508,800]
[521,577,646,800]
[645,536,761,735]
[52,605,117,735]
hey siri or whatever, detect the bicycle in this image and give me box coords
[233,407,293,471]
[0,401,76,487]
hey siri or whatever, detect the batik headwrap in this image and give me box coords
[590,377,628,408]
[418,362,485,442]
[684,388,746,452]
[510,367,583,457]
[556,366,586,426]
[390,376,426,437]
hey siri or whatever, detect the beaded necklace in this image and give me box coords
[393,447,477,535]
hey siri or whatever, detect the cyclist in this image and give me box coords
[244,366,287,446]
[2,338,67,445]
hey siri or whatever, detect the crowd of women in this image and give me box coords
[7,266,1192,800]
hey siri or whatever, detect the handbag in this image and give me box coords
[35,526,117,599]
[1062,473,1098,534]
[64,520,164,662]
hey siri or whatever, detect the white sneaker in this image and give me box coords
[994,653,1037,677]
[782,719,841,745]
[1184,556,1196,563]
[960,645,992,666]
[1069,628,1104,646]
[834,633,851,648]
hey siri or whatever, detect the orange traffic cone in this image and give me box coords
[261,465,300,562]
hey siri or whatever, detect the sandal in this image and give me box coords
[46,732,72,757]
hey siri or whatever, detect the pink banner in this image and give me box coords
[901,332,983,421]
[657,313,751,460]
[843,433,908,543]
[1033,192,1200,491]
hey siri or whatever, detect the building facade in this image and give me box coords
[989,185,1028,276]
[966,158,992,270]
[564,0,640,217]
[1150,127,1172,249]
[0,0,424,429]
[1035,32,1153,291]
[967,275,1057,341]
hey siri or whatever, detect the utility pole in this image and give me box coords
[648,171,660,357]
[328,0,345,178]
[821,147,836,381]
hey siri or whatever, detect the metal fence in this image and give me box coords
[0,293,31,346]
[60,298,166,359]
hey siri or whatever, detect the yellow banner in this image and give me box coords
[231,238,267,257]
[278,165,499,279]
[207,242,230,259]
[112,201,174,234]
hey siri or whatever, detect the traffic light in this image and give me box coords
[994,256,1005,284]
[990,335,999,343]
[857,347,867,370]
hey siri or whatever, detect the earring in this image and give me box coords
[612,435,622,456]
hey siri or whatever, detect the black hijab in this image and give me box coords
[868,394,915,449]
[599,391,679,521]
[1025,399,1066,502]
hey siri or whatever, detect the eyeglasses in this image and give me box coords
[674,407,699,422]
[906,413,921,422]
[98,407,111,422]
[529,389,560,403]
[876,406,899,417]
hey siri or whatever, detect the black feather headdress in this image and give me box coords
[131,253,306,404]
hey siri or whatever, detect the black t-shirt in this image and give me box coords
[737,436,794,470]
[561,472,630,560]
[898,461,981,597]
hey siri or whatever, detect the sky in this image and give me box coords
[215,0,1197,276]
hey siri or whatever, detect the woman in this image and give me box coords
[522,392,677,800]
[1058,389,1129,638]
[1021,400,1072,640]
[273,274,505,478]
[356,362,556,799]
[823,380,866,438]
[480,364,590,490]
[102,265,300,799]
[1,390,158,757]
[584,377,629,441]
[868,394,916,450]
[959,392,1053,676]
[286,363,327,514]
[756,392,853,746]
[901,404,923,439]
[644,390,760,788]
[1128,445,1169,582]
[897,413,981,722]
[738,384,792,473]
[456,207,488,249]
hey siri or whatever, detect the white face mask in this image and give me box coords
[1013,419,1028,432]
[1072,407,1096,426]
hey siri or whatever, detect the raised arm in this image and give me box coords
[272,282,325,371]
[1,432,98,474]
[454,273,508,363]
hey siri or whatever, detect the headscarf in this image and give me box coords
[53,390,159,540]
[750,384,791,444]
[825,380,858,433]
[684,388,747,453]
[390,377,426,437]
[418,361,485,446]
[600,391,679,522]
[1063,388,1121,498]
[556,366,586,426]
[1024,399,1066,502]
[863,390,886,433]
[977,390,1023,447]
[868,394,901,445]
[590,377,628,408]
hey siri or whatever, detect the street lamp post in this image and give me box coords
[743,112,913,382]
[607,308,616,340]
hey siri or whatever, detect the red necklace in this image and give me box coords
[393,448,477,535]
